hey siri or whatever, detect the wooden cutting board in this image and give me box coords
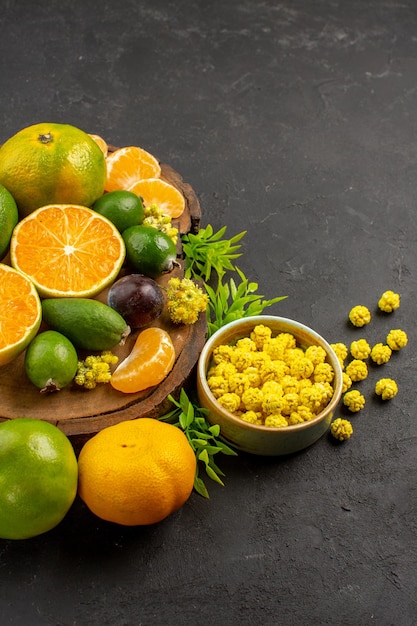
[0,160,207,447]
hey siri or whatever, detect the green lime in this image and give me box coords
[0,418,78,540]
[122,224,177,279]
[92,190,144,233]
[0,184,18,259]
[24,330,79,393]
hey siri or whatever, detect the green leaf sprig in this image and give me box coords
[182,223,287,337]
[159,389,237,498]
[205,267,287,337]
[182,225,246,282]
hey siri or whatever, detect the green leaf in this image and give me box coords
[205,465,225,486]
[198,448,210,464]
[194,474,210,499]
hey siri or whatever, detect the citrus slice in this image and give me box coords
[88,133,108,157]
[129,178,185,218]
[105,146,161,192]
[0,263,42,367]
[110,327,175,393]
[10,204,126,298]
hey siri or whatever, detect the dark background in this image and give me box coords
[1,1,417,624]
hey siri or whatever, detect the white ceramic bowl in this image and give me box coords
[197,315,343,456]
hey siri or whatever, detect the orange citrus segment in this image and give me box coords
[105,146,161,192]
[88,133,108,157]
[0,264,42,366]
[129,178,185,218]
[110,327,175,393]
[10,204,126,298]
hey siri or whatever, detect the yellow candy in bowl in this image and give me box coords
[196,315,343,456]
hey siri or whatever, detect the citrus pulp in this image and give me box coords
[77,418,196,526]
[0,263,42,367]
[105,145,161,192]
[88,133,108,156]
[0,122,106,217]
[10,204,126,298]
[0,418,78,540]
[129,177,185,218]
[110,327,175,393]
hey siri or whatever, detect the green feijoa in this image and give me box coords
[24,330,78,393]
[122,224,177,279]
[41,298,130,351]
[92,190,144,233]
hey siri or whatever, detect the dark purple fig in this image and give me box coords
[107,274,165,329]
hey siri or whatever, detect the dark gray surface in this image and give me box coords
[1,1,417,624]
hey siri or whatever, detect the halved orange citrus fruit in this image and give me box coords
[0,263,42,367]
[10,204,125,298]
[105,146,161,192]
[110,327,175,393]
[129,178,185,218]
[88,133,108,157]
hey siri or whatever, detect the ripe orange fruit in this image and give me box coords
[0,418,78,540]
[10,204,125,298]
[0,122,107,217]
[129,178,185,218]
[77,418,196,526]
[0,263,42,366]
[88,133,108,156]
[110,327,175,393]
[105,146,161,192]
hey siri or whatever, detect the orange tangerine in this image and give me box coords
[88,133,108,157]
[129,177,185,218]
[10,204,125,298]
[78,418,196,526]
[0,263,42,367]
[105,146,161,192]
[0,122,106,217]
[110,327,175,393]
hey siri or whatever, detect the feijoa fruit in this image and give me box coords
[24,330,78,393]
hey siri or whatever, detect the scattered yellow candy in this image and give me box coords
[386,329,408,351]
[370,343,392,365]
[343,389,365,412]
[349,305,371,327]
[350,339,371,360]
[345,359,368,382]
[378,290,400,313]
[375,378,398,400]
[331,418,353,441]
